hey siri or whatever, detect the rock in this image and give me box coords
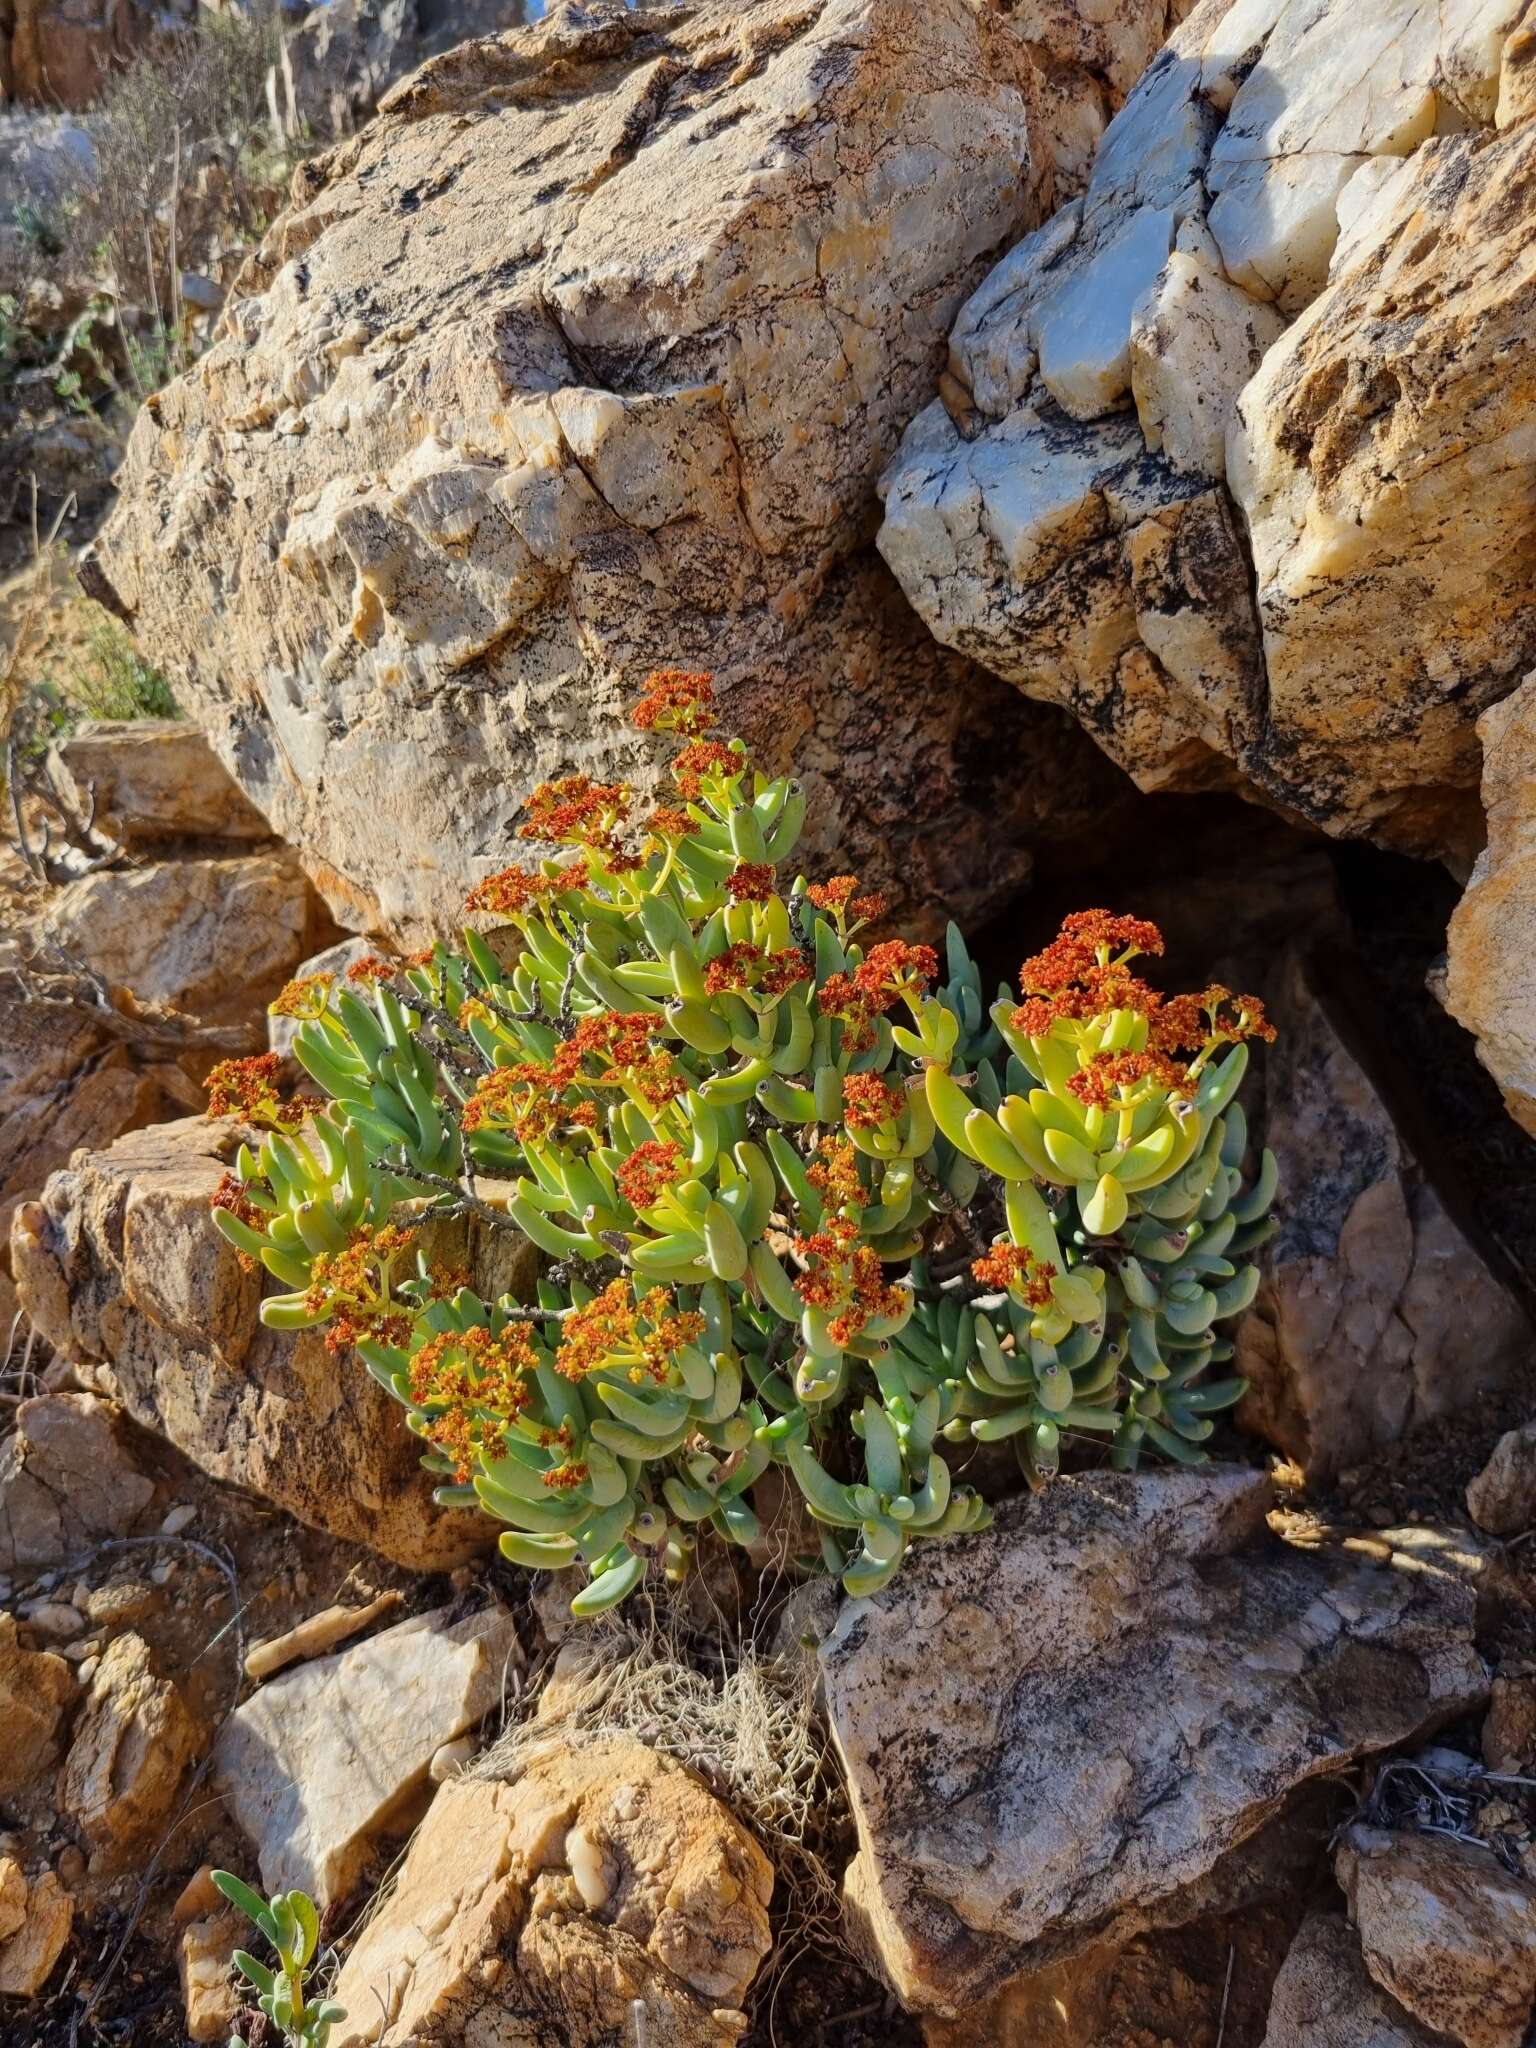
[329,1740,773,2047]
[268,936,390,1059]
[879,0,1536,859]
[819,1468,1486,2015]
[1467,1424,1536,1538]
[22,1601,86,1641]
[214,1602,519,1907]
[0,1613,76,1801]
[1484,1677,1536,1771]
[0,1869,73,1999]
[242,1589,404,1682]
[58,1631,203,1872]
[0,1859,26,1943]
[46,719,272,847]
[178,1909,242,2045]
[0,1391,154,1575]
[43,852,322,1024]
[3,0,159,106]
[0,1035,165,1262]
[90,0,1145,943]
[1337,1825,1536,2048]
[1263,1913,1445,2048]
[1234,952,1529,1480]
[9,1116,506,1568]
[1447,674,1536,1135]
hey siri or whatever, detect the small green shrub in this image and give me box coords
[209,675,1277,1614]
[211,1872,343,2048]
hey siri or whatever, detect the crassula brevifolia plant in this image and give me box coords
[206,673,1278,1614]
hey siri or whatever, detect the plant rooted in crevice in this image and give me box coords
[209,675,1278,1613]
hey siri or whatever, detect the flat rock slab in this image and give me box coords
[214,1602,519,1906]
[48,719,272,845]
[820,1469,1486,2014]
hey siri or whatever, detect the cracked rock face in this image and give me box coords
[90,0,1145,942]
[878,0,1536,857]
[1233,951,1529,1480]
[59,1630,203,1873]
[0,1391,155,1575]
[8,1116,522,1568]
[818,1468,1486,2016]
[328,1740,774,2047]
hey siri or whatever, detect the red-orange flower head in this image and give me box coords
[807,876,887,926]
[616,1139,684,1211]
[518,775,633,860]
[970,1242,1057,1307]
[408,1321,539,1480]
[206,1054,284,1123]
[631,670,717,738]
[842,1072,906,1131]
[1013,910,1167,1037]
[672,739,743,801]
[270,972,334,1021]
[555,1278,705,1387]
[345,953,398,985]
[464,860,589,918]
[704,943,810,998]
[727,861,776,903]
[793,1217,906,1349]
[806,1136,867,1214]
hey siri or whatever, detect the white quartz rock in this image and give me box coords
[1130,250,1287,476]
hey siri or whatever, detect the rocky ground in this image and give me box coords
[5,0,1536,2043]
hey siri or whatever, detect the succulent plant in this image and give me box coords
[212,1871,343,2048]
[207,675,1277,1613]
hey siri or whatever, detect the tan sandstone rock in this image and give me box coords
[820,1469,1485,2015]
[1263,1913,1444,2048]
[213,1602,519,1907]
[0,1613,76,1801]
[178,1909,243,2044]
[1234,951,1528,1479]
[46,718,273,846]
[0,1868,73,1999]
[1484,1677,1536,1771]
[1337,1825,1536,2048]
[0,1043,165,1262]
[1447,673,1536,1135]
[1467,1422,1536,1538]
[43,851,322,1024]
[8,1115,508,1568]
[329,1740,773,2047]
[58,1630,203,1873]
[89,0,1143,944]
[880,0,1536,858]
[0,1391,154,1575]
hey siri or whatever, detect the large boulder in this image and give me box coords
[818,1468,1486,2016]
[1234,951,1529,1479]
[878,0,1536,859]
[89,0,1145,941]
[1447,673,1536,1135]
[46,719,273,848]
[328,1740,774,2047]
[0,1391,154,1576]
[8,1115,521,1568]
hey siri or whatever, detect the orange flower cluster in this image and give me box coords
[1067,1048,1190,1109]
[672,739,741,799]
[818,939,937,1050]
[345,953,398,985]
[462,1011,683,1138]
[807,876,887,925]
[703,943,811,997]
[727,861,776,902]
[554,1280,705,1386]
[630,670,717,737]
[211,1172,267,1269]
[408,1322,538,1480]
[538,1419,590,1492]
[304,1222,416,1356]
[464,861,590,918]
[793,1216,906,1349]
[1150,986,1276,1054]
[270,973,334,1020]
[807,1136,866,1214]
[842,1072,906,1131]
[647,805,698,842]
[205,1054,317,1128]
[970,1242,1056,1306]
[616,1139,684,1210]
[518,774,638,867]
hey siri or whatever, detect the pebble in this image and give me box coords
[160,1504,197,1538]
[429,1735,477,1782]
[56,1846,86,1888]
[70,1581,91,1612]
[75,1656,99,1688]
[150,1560,176,1587]
[62,1638,101,1664]
[23,1602,86,1641]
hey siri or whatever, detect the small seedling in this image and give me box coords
[211,1871,345,2048]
